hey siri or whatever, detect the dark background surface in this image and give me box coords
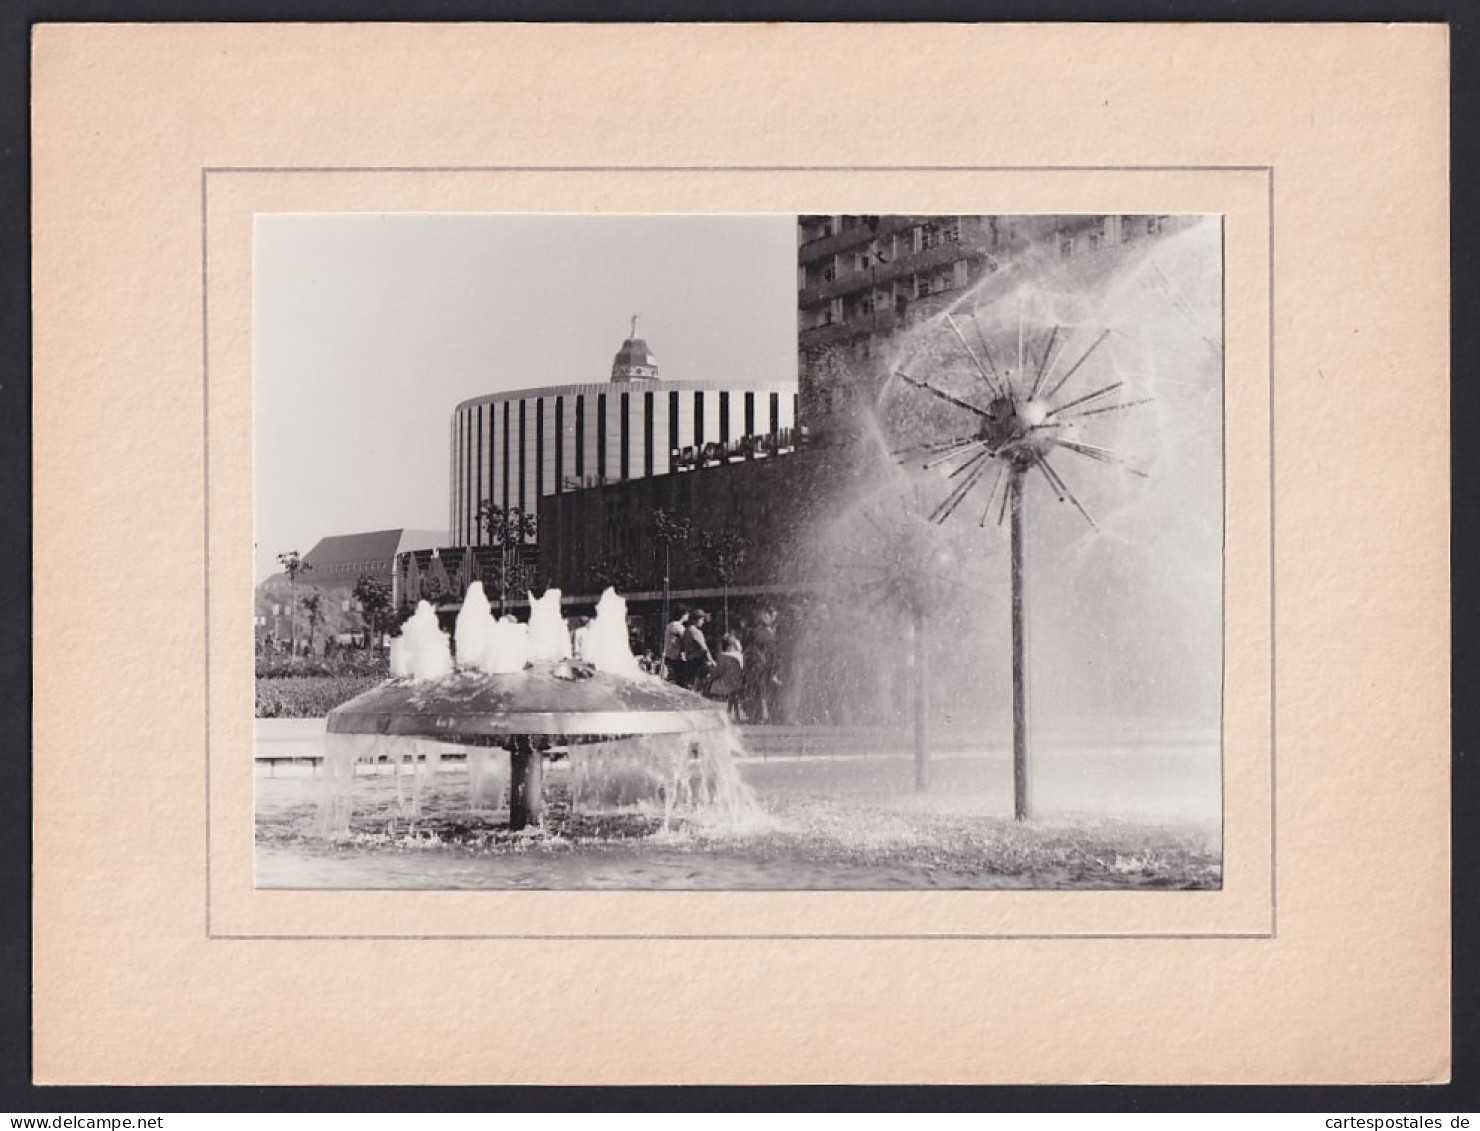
[1,0,1471,1113]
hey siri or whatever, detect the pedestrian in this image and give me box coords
[680,609,715,689]
[662,606,690,683]
[744,605,781,723]
[704,633,745,719]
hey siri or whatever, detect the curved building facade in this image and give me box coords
[449,333,797,546]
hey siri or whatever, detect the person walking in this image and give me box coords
[704,633,745,719]
[744,605,780,723]
[679,608,716,690]
[662,607,690,682]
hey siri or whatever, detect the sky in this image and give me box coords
[255,214,799,581]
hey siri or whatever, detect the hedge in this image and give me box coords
[255,652,389,680]
[256,674,384,718]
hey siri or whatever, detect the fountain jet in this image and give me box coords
[325,588,732,833]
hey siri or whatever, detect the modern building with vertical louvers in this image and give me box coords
[448,329,798,546]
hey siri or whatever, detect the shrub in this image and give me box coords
[254,651,389,680]
[255,674,385,718]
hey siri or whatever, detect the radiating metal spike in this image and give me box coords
[928,451,991,522]
[1063,397,1155,420]
[923,440,988,470]
[941,445,991,476]
[934,458,994,523]
[1046,380,1124,418]
[977,462,1007,527]
[968,313,1002,384]
[1052,438,1149,478]
[1030,324,1060,396]
[1037,454,1099,530]
[896,372,991,419]
[1043,329,1112,400]
[943,315,1003,398]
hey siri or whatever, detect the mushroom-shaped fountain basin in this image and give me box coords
[325,660,728,744]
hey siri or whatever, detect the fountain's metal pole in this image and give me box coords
[660,544,671,678]
[1010,468,1032,821]
[912,607,930,792]
[508,736,544,830]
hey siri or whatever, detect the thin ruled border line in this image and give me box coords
[202,168,212,939]
[204,164,1274,940]
[204,164,1274,174]
[211,932,1276,942]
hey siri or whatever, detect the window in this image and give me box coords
[917,221,956,251]
[917,276,931,298]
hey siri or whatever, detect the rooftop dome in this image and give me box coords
[610,316,660,381]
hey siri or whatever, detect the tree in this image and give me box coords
[352,574,393,653]
[696,527,751,635]
[477,502,538,615]
[419,574,451,606]
[301,589,325,656]
[276,551,312,656]
[652,508,692,673]
[589,553,640,595]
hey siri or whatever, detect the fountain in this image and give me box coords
[875,218,1222,821]
[323,585,736,835]
[257,217,1223,891]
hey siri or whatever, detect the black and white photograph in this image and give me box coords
[254,212,1224,892]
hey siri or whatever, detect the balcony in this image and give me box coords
[798,271,873,308]
[798,241,992,308]
[796,215,919,266]
[799,308,899,348]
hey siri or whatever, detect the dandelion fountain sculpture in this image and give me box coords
[886,299,1152,821]
[322,585,735,835]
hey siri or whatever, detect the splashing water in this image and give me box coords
[388,601,453,681]
[569,721,770,835]
[526,588,571,662]
[581,587,641,676]
[481,616,529,674]
[453,582,495,667]
[319,732,445,839]
[466,745,510,809]
[318,725,767,840]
